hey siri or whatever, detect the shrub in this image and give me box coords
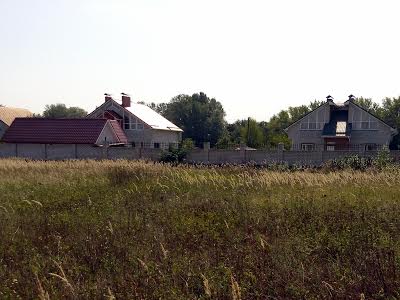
[373,147,392,169]
[160,146,188,163]
[323,155,373,171]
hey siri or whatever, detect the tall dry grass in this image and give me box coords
[0,159,400,299]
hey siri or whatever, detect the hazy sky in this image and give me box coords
[1,0,400,122]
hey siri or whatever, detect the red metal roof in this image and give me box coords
[2,118,125,144]
[109,120,128,144]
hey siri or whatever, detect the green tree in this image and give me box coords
[308,100,324,110]
[163,92,226,147]
[43,104,87,118]
[354,97,382,117]
[288,105,309,122]
[381,97,400,149]
[147,102,169,115]
[226,120,247,144]
[266,110,292,148]
[241,118,266,148]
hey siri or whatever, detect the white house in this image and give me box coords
[87,94,182,149]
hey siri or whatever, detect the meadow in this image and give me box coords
[0,159,400,299]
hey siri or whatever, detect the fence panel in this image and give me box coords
[17,144,46,159]
[76,145,104,159]
[246,150,281,164]
[186,150,209,163]
[0,144,17,158]
[47,144,76,160]
[108,147,141,160]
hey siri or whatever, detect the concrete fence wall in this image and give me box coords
[187,148,400,165]
[0,143,399,165]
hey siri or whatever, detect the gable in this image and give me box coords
[348,101,396,134]
[285,102,330,132]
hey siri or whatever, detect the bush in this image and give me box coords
[160,146,188,163]
[323,155,373,171]
[373,147,392,169]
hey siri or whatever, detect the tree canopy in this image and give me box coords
[42,104,87,118]
[155,92,226,147]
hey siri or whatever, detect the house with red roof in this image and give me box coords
[87,94,183,149]
[2,118,127,146]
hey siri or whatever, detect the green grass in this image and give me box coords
[1,159,400,299]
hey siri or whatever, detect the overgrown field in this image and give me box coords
[1,159,400,299]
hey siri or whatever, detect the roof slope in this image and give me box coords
[126,103,183,132]
[2,118,112,144]
[284,102,328,131]
[0,107,32,126]
[109,120,128,144]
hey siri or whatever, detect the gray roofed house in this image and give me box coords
[284,95,397,151]
[87,94,183,149]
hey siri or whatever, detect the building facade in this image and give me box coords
[285,95,397,151]
[88,94,183,149]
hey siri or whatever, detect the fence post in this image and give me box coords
[320,149,324,165]
[74,144,78,159]
[203,142,210,164]
[102,143,109,159]
[278,143,284,162]
[240,143,246,163]
[44,144,48,160]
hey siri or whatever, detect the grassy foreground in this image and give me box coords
[1,160,400,299]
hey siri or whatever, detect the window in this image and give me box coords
[326,142,335,151]
[124,116,130,130]
[123,116,144,130]
[353,121,378,130]
[301,143,315,151]
[154,142,160,149]
[365,144,377,151]
[361,121,369,129]
[300,122,322,130]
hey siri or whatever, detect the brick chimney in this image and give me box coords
[121,93,131,108]
[104,93,112,102]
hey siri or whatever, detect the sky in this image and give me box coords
[1,0,400,122]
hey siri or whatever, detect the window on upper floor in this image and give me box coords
[124,115,144,130]
[124,116,130,130]
[352,121,378,130]
[300,122,323,130]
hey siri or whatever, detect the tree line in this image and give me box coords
[37,93,400,149]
